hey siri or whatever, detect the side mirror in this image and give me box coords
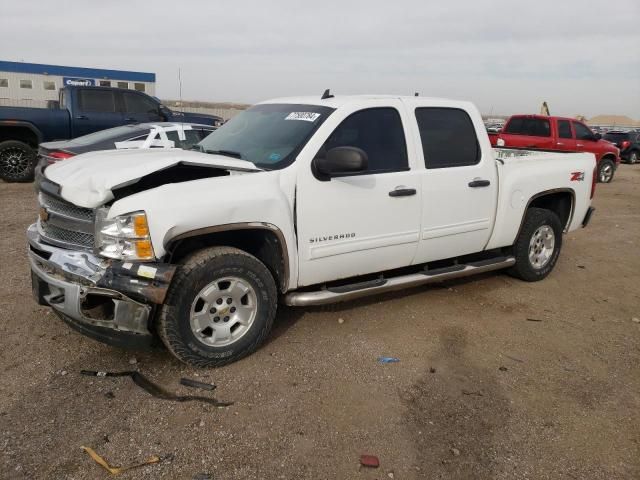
[313,146,368,179]
[593,133,602,141]
[158,105,172,121]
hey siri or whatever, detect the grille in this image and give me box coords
[40,222,95,249]
[38,193,95,250]
[39,193,93,221]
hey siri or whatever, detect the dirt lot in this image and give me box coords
[1,166,639,480]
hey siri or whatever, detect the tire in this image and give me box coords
[508,207,563,282]
[158,246,277,367]
[597,158,615,183]
[0,140,37,182]
[628,151,639,165]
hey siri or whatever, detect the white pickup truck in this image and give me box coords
[28,94,596,366]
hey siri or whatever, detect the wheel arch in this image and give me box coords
[164,223,290,293]
[0,122,43,147]
[515,189,575,241]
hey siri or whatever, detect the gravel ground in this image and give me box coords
[1,166,639,480]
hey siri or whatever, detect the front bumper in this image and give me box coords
[27,224,176,349]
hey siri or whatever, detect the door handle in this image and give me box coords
[75,115,88,120]
[468,179,491,188]
[556,142,564,146]
[124,117,136,122]
[389,187,416,197]
[576,143,584,148]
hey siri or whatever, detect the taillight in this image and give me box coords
[47,151,75,163]
[621,140,630,149]
[590,162,597,199]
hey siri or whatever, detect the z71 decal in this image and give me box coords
[570,171,585,181]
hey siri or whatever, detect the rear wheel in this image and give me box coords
[158,246,277,367]
[0,140,37,182]
[508,208,562,282]
[598,158,615,183]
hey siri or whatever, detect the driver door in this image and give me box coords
[121,91,164,124]
[296,102,422,287]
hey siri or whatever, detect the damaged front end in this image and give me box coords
[28,223,175,349]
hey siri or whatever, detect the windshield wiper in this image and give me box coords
[204,149,243,159]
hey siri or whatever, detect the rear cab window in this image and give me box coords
[414,107,479,169]
[557,120,573,139]
[504,117,551,137]
[78,89,116,112]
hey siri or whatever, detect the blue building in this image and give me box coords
[0,60,156,107]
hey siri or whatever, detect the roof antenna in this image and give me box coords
[414,92,419,96]
[321,89,334,100]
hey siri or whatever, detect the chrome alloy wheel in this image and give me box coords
[600,163,613,182]
[528,225,555,269]
[189,277,258,347]
[0,146,30,179]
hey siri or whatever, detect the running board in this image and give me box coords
[284,256,515,307]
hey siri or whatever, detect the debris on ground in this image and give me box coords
[461,389,483,396]
[503,354,524,363]
[450,447,461,456]
[360,454,380,468]
[377,357,400,364]
[104,391,115,399]
[577,265,586,269]
[80,370,233,407]
[499,366,508,372]
[338,317,344,324]
[632,317,640,324]
[128,357,137,365]
[429,367,436,373]
[81,446,160,475]
[180,378,217,391]
[526,318,543,322]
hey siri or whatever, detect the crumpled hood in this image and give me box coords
[44,148,260,208]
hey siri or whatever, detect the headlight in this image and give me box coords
[95,209,155,261]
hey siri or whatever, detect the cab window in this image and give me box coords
[504,117,551,137]
[573,122,594,141]
[319,108,408,173]
[557,120,573,139]
[415,107,480,169]
[123,92,159,114]
[78,89,116,112]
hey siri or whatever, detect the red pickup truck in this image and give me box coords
[489,115,620,183]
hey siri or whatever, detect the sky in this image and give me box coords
[1,0,639,118]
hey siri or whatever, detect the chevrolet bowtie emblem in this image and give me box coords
[39,207,49,222]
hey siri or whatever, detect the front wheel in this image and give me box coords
[0,140,37,182]
[598,158,615,183]
[508,208,563,282]
[158,247,277,367]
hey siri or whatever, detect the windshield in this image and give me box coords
[196,103,334,169]
[68,125,148,145]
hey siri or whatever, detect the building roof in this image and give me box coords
[587,115,639,127]
[0,60,155,82]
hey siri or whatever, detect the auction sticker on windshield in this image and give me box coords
[285,112,321,122]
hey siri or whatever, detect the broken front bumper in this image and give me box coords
[27,224,176,349]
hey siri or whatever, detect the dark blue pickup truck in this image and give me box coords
[0,85,223,182]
